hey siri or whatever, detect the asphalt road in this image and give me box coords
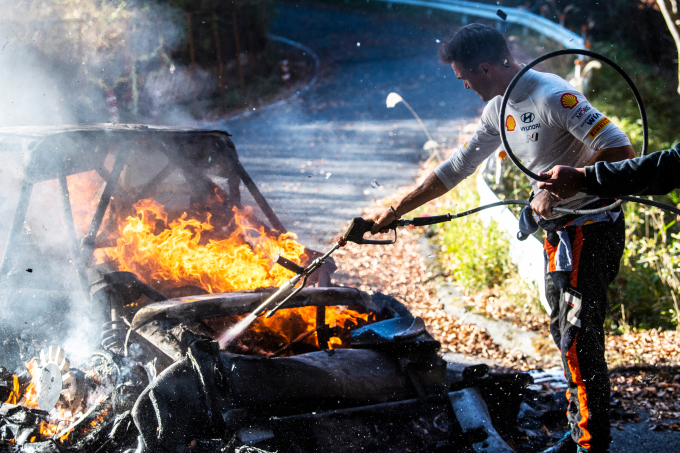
[209,2,482,251]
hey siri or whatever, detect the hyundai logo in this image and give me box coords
[521,112,535,123]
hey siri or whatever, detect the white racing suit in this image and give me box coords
[435,69,631,452]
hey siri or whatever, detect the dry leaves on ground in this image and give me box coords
[606,330,680,368]
[460,288,550,336]
[331,226,545,370]
[610,370,680,422]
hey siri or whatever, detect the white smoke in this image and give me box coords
[0,0,214,368]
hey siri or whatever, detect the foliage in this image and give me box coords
[588,41,680,153]
[417,174,513,292]
[609,203,680,331]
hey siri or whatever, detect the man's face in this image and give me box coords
[451,60,493,102]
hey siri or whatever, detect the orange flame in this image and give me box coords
[4,375,19,405]
[22,358,40,409]
[250,306,372,348]
[40,421,60,437]
[100,200,307,293]
[19,359,72,443]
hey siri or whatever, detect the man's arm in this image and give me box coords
[366,172,448,234]
[366,102,502,233]
[537,145,680,199]
[584,144,636,166]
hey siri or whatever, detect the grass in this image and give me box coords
[415,171,544,314]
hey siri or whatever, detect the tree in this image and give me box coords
[657,0,680,94]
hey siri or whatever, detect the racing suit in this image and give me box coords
[435,69,631,451]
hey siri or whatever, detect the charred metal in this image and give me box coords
[1,126,532,453]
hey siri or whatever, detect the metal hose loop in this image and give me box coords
[499,49,649,182]
[497,49,649,216]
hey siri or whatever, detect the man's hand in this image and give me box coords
[536,165,586,200]
[366,207,399,235]
[530,189,557,219]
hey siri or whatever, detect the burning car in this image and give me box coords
[0,125,527,452]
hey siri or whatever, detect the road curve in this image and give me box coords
[214,2,483,250]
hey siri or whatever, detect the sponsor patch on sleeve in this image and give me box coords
[587,117,611,139]
[560,93,579,109]
[570,104,591,120]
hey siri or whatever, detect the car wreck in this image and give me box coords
[0,125,531,453]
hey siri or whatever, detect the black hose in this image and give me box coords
[620,196,680,216]
[499,49,649,182]
[415,197,680,227]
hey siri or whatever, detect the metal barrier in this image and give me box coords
[376,0,584,49]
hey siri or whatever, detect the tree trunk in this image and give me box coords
[657,0,680,94]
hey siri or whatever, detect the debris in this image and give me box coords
[497,9,508,21]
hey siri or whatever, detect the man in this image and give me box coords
[367,24,635,453]
[537,143,680,201]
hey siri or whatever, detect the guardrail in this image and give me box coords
[376,0,584,49]
[375,0,584,313]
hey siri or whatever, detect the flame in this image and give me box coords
[40,421,60,437]
[89,409,108,429]
[207,305,376,355]
[20,360,77,443]
[100,199,306,293]
[22,358,41,409]
[250,306,372,348]
[4,375,19,404]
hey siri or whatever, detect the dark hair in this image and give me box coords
[438,23,511,69]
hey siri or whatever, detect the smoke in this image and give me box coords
[0,0,219,369]
[0,0,214,125]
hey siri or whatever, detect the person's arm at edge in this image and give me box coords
[530,144,635,216]
[366,172,449,234]
[584,145,680,197]
[538,144,680,199]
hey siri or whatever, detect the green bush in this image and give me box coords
[583,41,680,331]
[609,203,680,331]
[418,174,514,292]
[588,41,680,153]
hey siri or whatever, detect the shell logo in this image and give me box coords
[506,115,516,131]
[560,93,579,109]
